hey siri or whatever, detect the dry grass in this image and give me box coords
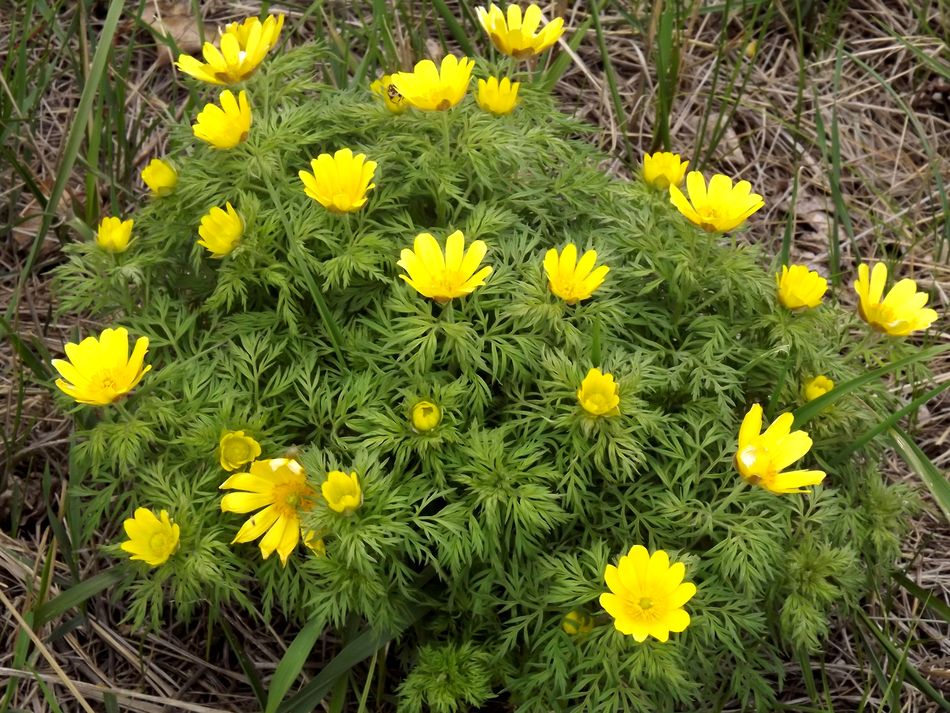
[1,0,948,710]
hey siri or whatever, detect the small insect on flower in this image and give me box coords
[543,244,609,304]
[600,545,696,643]
[398,230,493,303]
[669,171,764,233]
[141,158,178,197]
[411,400,442,433]
[198,202,244,258]
[577,368,620,417]
[391,56,474,111]
[642,152,688,190]
[176,14,284,85]
[370,74,408,114]
[853,262,938,337]
[776,264,828,310]
[218,430,262,471]
[51,327,151,406]
[120,508,180,567]
[95,216,133,253]
[192,89,252,149]
[476,76,520,116]
[802,375,834,403]
[735,403,826,494]
[476,3,565,59]
[299,148,377,214]
[322,471,363,515]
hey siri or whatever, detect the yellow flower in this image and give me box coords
[51,327,151,406]
[577,368,620,417]
[198,201,244,258]
[176,14,284,85]
[141,158,178,197]
[302,529,326,556]
[802,375,834,403]
[476,76,520,115]
[218,430,262,471]
[220,458,315,566]
[322,471,362,515]
[599,545,696,643]
[735,403,826,494]
[669,171,764,232]
[853,262,938,337]
[561,609,594,636]
[120,508,180,567]
[411,400,442,432]
[370,74,408,113]
[776,264,828,310]
[543,244,609,304]
[391,55,474,111]
[298,148,377,214]
[398,230,492,303]
[476,3,565,59]
[192,89,252,149]
[642,152,688,190]
[95,216,133,253]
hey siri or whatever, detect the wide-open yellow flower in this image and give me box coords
[776,264,828,309]
[51,327,151,406]
[853,262,938,336]
[735,403,826,494]
[198,201,244,258]
[219,430,262,471]
[543,244,609,304]
[299,148,377,213]
[600,545,696,643]
[577,368,619,417]
[398,230,492,303]
[411,400,442,432]
[322,471,362,515]
[391,56,474,111]
[192,89,251,149]
[669,171,764,232]
[476,76,520,115]
[802,375,834,403]
[370,74,408,114]
[141,158,178,197]
[476,3,565,59]
[96,216,133,253]
[176,14,284,85]
[220,458,315,566]
[642,152,688,190]
[120,507,180,567]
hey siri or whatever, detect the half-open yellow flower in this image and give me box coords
[220,458,315,566]
[802,375,834,403]
[141,158,178,197]
[577,368,619,417]
[370,74,408,114]
[302,529,326,556]
[476,76,520,115]
[95,216,133,253]
[776,264,828,309]
[543,244,609,304]
[735,403,826,494]
[120,508,180,567]
[299,148,377,213]
[176,14,284,85]
[642,152,688,190]
[600,546,696,643]
[51,327,151,406]
[322,471,362,515]
[218,430,262,471]
[398,230,492,303]
[853,262,938,336]
[476,3,565,59]
[198,202,244,258]
[669,171,764,232]
[391,56,474,111]
[192,89,252,149]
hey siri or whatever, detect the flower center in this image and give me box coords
[149,532,169,553]
[273,481,314,518]
[638,597,654,610]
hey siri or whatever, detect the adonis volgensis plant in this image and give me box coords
[51,4,939,711]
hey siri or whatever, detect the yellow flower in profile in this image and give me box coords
[120,508,180,567]
[302,529,326,556]
[476,3,565,59]
[218,430,262,471]
[198,202,244,258]
[95,216,133,253]
[220,458,315,566]
[577,368,620,417]
[776,264,828,310]
[322,471,362,515]
[599,545,696,643]
[411,400,442,432]
[853,262,938,337]
[735,403,826,494]
[476,76,520,116]
[543,244,609,304]
[561,609,594,636]
[176,14,284,85]
[298,148,377,214]
[398,231,492,303]
[669,171,764,232]
[51,327,151,406]
[802,375,834,403]
[192,89,252,149]
[370,74,408,114]
[391,55,474,111]
[141,158,178,197]
[642,152,688,190]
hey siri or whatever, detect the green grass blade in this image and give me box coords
[265,615,325,713]
[590,2,635,167]
[888,427,950,523]
[33,567,126,627]
[428,0,477,57]
[893,573,950,622]
[219,615,267,708]
[539,15,593,92]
